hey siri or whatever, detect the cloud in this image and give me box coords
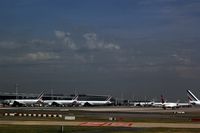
[104,43,120,50]
[24,52,60,61]
[0,40,60,65]
[0,41,18,49]
[55,30,77,50]
[0,39,57,52]
[1,52,58,64]
[0,52,60,65]
[63,36,77,50]
[30,39,55,45]
[0,30,121,66]
[54,30,120,51]
[55,30,67,39]
[83,33,97,49]
[172,54,192,65]
[83,33,120,50]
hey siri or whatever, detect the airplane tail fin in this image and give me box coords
[72,95,79,100]
[188,95,193,102]
[176,99,180,103]
[106,96,112,101]
[176,100,180,106]
[161,95,165,104]
[187,90,199,101]
[37,90,45,101]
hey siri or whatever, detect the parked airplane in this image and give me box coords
[43,95,78,107]
[160,95,179,109]
[151,101,162,107]
[151,95,190,108]
[132,101,156,107]
[187,90,200,106]
[3,91,44,107]
[76,96,112,106]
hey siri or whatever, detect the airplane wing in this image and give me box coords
[51,101,64,107]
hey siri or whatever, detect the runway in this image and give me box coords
[1,106,200,118]
[0,120,200,128]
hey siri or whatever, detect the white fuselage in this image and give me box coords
[4,99,41,106]
[77,100,111,106]
[162,102,178,108]
[151,102,163,107]
[43,99,76,106]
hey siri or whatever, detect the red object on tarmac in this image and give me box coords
[80,122,133,127]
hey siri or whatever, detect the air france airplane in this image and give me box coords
[76,96,112,106]
[43,95,78,107]
[160,95,179,109]
[4,91,44,107]
[187,90,200,106]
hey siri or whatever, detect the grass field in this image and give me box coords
[0,115,198,124]
[0,125,200,133]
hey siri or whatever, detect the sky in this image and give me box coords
[0,0,200,101]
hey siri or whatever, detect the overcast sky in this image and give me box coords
[0,0,200,101]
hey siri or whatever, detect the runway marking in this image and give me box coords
[79,122,133,127]
[0,121,200,128]
[79,122,106,127]
[103,122,133,127]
